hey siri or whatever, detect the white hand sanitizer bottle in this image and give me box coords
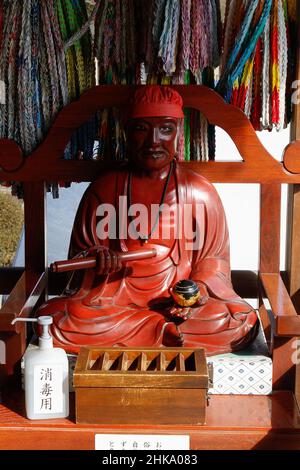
[12,316,69,420]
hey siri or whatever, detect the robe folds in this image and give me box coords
[38,163,258,354]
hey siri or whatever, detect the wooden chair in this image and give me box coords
[0,85,300,449]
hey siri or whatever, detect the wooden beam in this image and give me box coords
[0,160,300,183]
[260,184,281,273]
[260,273,300,336]
[259,273,298,391]
[287,2,300,306]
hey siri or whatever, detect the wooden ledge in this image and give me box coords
[0,390,300,450]
[259,273,300,336]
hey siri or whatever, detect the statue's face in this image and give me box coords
[127,116,179,171]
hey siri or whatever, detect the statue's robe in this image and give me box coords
[39,163,258,354]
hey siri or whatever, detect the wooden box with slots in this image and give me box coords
[73,347,210,425]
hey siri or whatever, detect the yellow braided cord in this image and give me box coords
[241,57,254,88]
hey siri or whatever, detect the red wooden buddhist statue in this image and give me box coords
[38,86,258,354]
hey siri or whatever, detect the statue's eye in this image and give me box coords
[160,125,173,134]
[134,124,147,132]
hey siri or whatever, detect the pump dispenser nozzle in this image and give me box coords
[12,316,54,349]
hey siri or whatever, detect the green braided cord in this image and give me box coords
[64,1,80,97]
[56,1,76,98]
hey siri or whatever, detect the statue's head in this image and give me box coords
[126,86,184,172]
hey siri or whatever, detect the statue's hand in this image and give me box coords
[93,247,123,275]
[193,281,209,305]
[165,306,191,321]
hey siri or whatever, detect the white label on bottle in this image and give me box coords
[33,364,63,414]
[94,434,190,450]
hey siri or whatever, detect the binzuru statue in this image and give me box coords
[38,86,258,355]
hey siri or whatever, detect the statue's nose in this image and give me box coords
[148,126,160,145]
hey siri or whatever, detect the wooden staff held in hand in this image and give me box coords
[50,248,157,275]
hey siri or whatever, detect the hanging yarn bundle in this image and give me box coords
[218,0,297,131]
[93,0,222,162]
[0,1,69,196]
[55,0,97,162]
[0,1,98,196]
[94,0,137,84]
[0,1,68,155]
[94,0,137,161]
[147,0,221,162]
[1,0,297,192]
[143,0,221,162]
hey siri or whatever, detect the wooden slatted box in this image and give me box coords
[73,347,209,425]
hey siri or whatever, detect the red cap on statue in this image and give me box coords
[129,85,184,119]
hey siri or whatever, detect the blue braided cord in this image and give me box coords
[216,0,258,95]
[158,0,172,59]
[160,0,180,75]
[153,0,166,52]
[217,0,273,101]
[223,0,259,74]
[227,0,273,100]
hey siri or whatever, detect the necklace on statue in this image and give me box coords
[127,160,174,244]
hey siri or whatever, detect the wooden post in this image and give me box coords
[286,4,300,403]
[286,0,300,303]
[24,181,47,274]
[9,181,46,379]
[259,183,295,390]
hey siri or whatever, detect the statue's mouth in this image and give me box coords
[143,150,166,159]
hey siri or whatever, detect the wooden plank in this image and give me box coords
[260,273,300,336]
[0,270,46,374]
[156,352,165,371]
[0,271,47,331]
[1,160,300,183]
[286,4,300,306]
[137,352,147,371]
[272,338,296,391]
[287,185,300,306]
[117,352,128,371]
[258,294,272,354]
[260,184,281,273]
[176,353,185,371]
[76,388,206,425]
[260,273,298,317]
[259,273,298,389]
[0,392,300,449]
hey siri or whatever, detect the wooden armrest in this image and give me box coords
[0,271,47,332]
[259,273,300,336]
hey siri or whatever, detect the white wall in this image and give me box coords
[214,126,290,270]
